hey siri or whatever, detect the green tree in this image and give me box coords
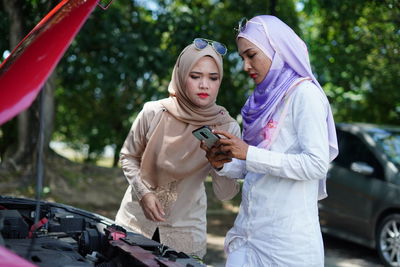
[301,0,400,124]
[55,0,171,165]
[1,0,300,169]
[54,0,300,166]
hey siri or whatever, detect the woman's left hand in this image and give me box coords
[212,130,249,160]
[200,141,232,170]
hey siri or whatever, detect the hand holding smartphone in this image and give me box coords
[192,126,220,148]
[193,126,232,169]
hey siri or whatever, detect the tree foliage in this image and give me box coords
[300,0,400,124]
[7,0,398,169]
[55,0,169,164]
[52,0,299,165]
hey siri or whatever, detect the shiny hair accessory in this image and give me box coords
[193,38,227,56]
[236,17,274,60]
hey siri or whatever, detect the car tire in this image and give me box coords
[376,213,400,267]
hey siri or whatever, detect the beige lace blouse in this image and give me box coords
[115,100,240,258]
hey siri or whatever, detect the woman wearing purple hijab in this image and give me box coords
[201,15,339,266]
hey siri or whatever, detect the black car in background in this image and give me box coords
[319,123,400,267]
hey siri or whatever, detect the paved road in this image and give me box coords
[324,234,383,267]
[204,233,383,267]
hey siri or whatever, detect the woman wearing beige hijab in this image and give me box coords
[115,39,240,258]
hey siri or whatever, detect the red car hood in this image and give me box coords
[0,0,99,125]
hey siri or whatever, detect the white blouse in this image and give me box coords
[219,80,330,267]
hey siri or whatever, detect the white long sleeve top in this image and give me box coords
[219,80,331,266]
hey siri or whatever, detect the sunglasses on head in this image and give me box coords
[193,38,227,56]
[236,17,248,33]
[235,17,263,34]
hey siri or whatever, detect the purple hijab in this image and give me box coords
[238,15,338,162]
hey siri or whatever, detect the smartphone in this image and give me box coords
[192,126,220,148]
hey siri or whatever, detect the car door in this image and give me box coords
[320,129,385,239]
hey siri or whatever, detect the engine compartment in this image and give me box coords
[0,196,204,267]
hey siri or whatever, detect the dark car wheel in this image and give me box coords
[376,214,400,267]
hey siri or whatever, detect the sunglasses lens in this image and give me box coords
[213,42,227,56]
[193,38,227,56]
[194,38,208,49]
[238,17,248,32]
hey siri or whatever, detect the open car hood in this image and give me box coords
[0,0,98,125]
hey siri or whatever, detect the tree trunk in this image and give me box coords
[270,0,277,15]
[43,73,55,150]
[2,0,55,173]
[2,0,29,170]
[113,144,121,168]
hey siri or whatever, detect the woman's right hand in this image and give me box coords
[139,193,166,222]
[200,140,232,170]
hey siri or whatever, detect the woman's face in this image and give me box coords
[185,56,220,108]
[237,37,272,85]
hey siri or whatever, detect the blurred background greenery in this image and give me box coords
[0,0,399,204]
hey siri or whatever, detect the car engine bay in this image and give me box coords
[0,196,204,267]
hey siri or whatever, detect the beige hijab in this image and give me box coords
[140,44,235,189]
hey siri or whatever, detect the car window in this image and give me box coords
[334,130,384,180]
[368,129,400,168]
